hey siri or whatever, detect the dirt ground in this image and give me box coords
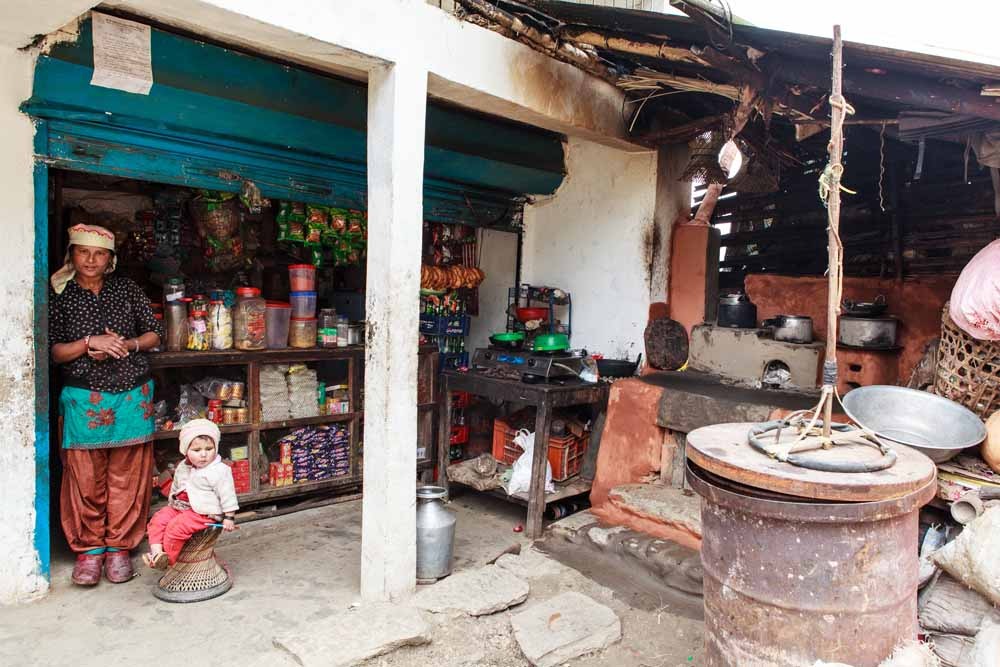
[0,493,703,667]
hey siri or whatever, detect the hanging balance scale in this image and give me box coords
[685,31,937,666]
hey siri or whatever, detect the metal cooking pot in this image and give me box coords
[718,293,757,328]
[763,315,813,344]
[839,316,898,348]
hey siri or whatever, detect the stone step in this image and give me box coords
[593,483,702,551]
[542,505,704,608]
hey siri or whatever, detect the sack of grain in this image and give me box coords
[931,506,1000,605]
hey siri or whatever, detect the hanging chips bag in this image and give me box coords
[305,206,327,247]
[287,202,306,243]
[276,201,291,242]
[329,208,348,234]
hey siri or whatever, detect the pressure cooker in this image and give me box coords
[718,293,757,329]
[762,315,814,344]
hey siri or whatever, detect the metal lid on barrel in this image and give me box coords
[685,421,936,502]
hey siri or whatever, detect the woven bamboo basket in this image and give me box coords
[934,303,1000,420]
[154,527,232,603]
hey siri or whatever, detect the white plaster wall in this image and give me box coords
[468,229,518,350]
[0,46,48,605]
[522,137,659,359]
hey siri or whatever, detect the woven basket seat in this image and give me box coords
[154,527,232,603]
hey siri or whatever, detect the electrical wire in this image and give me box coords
[878,122,887,213]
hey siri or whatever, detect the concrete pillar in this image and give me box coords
[361,61,427,602]
[0,46,49,605]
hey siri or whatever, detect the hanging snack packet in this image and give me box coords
[287,202,306,243]
[329,209,348,234]
[276,201,291,242]
[347,211,364,237]
[305,206,327,246]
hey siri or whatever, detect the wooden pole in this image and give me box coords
[823,26,846,438]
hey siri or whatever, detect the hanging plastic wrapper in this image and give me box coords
[949,239,1000,341]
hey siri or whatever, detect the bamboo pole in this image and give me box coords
[823,26,847,438]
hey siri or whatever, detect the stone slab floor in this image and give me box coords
[0,493,703,667]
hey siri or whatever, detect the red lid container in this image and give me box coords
[236,287,261,298]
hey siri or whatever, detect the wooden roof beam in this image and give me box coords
[769,56,1000,122]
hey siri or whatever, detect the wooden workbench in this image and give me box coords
[438,370,609,538]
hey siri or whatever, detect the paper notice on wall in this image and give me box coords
[90,13,153,95]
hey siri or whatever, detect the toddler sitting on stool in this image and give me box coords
[144,419,238,569]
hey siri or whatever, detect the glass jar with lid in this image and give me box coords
[234,287,267,350]
[186,310,209,351]
[318,308,338,348]
[164,277,185,305]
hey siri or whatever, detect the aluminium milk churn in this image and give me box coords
[416,486,456,583]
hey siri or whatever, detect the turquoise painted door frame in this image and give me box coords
[33,123,51,580]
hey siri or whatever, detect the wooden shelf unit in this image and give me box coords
[150,345,439,506]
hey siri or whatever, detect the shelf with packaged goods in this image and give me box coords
[149,346,366,369]
[259,413,356,431]
[146,346,439,510]
[238,474,361,503]
[152,424,254,441]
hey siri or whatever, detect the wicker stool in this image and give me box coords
[935,304,1000,420]
[153,527,232,603]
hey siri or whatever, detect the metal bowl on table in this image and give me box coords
[841,385,986,463]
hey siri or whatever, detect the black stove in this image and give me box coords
[472,347,585,382]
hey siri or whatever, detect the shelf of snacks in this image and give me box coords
[149,346,437,506]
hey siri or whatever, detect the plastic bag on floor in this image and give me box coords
[811,640,940,667]
[507,428,554,496]
[949,239,1000,340]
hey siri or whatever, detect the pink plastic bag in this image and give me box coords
[950,239,1000,340]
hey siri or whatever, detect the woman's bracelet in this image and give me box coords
[133,339,140,353]
[84,335,91,350]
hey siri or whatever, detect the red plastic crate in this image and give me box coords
[451,391,472,409]
[450,424,470,445]
[491,413,586,482]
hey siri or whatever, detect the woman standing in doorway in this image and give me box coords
[50,224,163,586]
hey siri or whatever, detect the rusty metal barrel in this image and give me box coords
[685,423,937,667]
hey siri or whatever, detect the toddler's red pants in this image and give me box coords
[147,506,211,565]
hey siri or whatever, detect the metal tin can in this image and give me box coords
[206,399,223,424]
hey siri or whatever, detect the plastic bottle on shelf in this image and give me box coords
[164,301,188,352]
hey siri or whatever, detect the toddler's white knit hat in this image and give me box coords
[179,418,221,456]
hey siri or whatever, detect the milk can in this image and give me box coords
[416,486,456,583]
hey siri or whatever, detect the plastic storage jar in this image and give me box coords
[288,264,316,292]
[289,317,318,348]
[266,301,292,349]
[289,291,317,319]
[234,287,267,350]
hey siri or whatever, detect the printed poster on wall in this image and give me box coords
[90,12,153,95]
